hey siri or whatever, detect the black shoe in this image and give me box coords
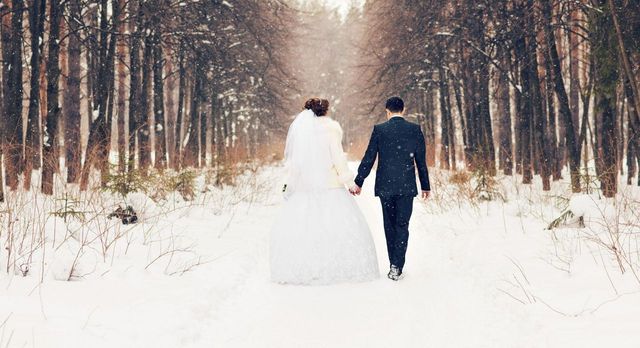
[387,265,404,281]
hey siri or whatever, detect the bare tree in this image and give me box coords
[41,0,63,194]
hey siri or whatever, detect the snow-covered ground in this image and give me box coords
[1,163,640,347]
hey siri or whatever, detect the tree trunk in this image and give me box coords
[24,0,46,189]
[41,0,62,195]
[54,13,67,176]
[0,5,5,201]
[451,73,467,168]
[625,75,640,185]
[592,0,619,198]
[542,0,581,192]
[423,90,437,167]
[215,97,226,164]
[515,29,533,184]
[174,43,186,170]
[438,66,452,170]
[116,0,127,173]
[461,53,477,170]
[497,47,513,176]
[183,66,201,168]
[568,3,581,172]
[1,0,25,191]
[100,4,119,187]
[512,54,523,176]
[128,0,141,172]
[80,0,119,190]
[65,0,82,184]
[165,53,177,169]
[199,92,207,166]
[152,33,166,170]
[543,49,561,181]
[608,0,640,117]
[210,88,220,166]
[467,4,496,175]
[527,7,551,191]
[138,34,152,172]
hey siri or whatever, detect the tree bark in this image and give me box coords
[607,0,640,117]
[1,0,25,191]
[438,66,453,170]
[568,3,581,168]
[514,29,533,184]
[128,0,141,172]
[0,4,6,201]
[592,0,619,198]
[199,87,207,167]
[24,0,46,189]
[497,47,513,176]
[173,43,186,170]
[152,33,166,170]
[541,0,581,192]
[116,0,127,173]
[80,0,119,190]
[41,0,62,195]
[422,90,437,167]
[452,73,467,169]
[138,34,152,172]
[165,53,177,169]
[64,0,82,184]
[625,74,640,185]
[183,65,202,168]
[527,6,551,190]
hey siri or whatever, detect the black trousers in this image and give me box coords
[379,195,414,270]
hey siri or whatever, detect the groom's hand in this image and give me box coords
[421,190,430,200]
[349,185,362,196]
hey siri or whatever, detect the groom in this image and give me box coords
[350,96,431,281]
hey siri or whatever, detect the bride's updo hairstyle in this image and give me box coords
[304,98,329,117]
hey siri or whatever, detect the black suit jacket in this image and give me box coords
[355,117,430,197]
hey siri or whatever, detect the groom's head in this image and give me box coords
[385,96,405,118]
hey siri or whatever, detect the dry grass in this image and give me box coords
[0,155,274,281]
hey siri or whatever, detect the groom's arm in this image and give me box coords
[415,126,431,192]
[354,126,379,188]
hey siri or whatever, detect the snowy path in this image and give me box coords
[198,196,527,347]
[196,178,538,348]
[3,164,640,347]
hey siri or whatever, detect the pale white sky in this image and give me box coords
[302,0,365,17]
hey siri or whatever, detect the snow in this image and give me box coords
[1,164,640,347]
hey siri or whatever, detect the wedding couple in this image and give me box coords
[270,96,431,285]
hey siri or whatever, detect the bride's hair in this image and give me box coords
[304,98,329,117]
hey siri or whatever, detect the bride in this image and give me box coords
[270,98,380,285]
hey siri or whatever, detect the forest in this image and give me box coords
[350,0,640,199]
[0,0,295,200]
[0,0,639,199]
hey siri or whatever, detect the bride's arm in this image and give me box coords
[328,122,354,185]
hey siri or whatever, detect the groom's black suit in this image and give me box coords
[355,116,430,271]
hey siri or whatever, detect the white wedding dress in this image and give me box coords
[270,110,379,285]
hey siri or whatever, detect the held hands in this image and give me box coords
[349,186,429,199]
[349,185,429,199]
[349,185,362,196]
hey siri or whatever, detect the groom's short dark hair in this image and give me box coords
[385,97,404,113]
